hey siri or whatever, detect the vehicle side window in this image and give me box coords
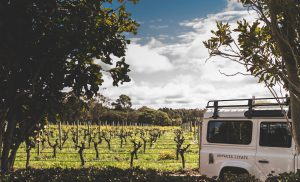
[260,122,291,148]
[207,120,252,145]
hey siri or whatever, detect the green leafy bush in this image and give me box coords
[265,171,300,182]
[223,172,260,182]
[0,167,214,182]
[158,151,176,160]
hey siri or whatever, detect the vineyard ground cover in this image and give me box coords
[0,167,213,182]
[14,125,199,171]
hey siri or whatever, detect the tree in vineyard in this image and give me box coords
[204,0,300,149]
[112,95,132,111]
[0,0,138,172]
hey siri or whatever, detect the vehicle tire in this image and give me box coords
[219,168,248,182]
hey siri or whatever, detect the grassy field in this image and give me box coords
[14,125,199,171]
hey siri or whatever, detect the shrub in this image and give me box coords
[0,167,216,182]
[266,171,300,182]
[158,151,176,160]
[223,172,260,182]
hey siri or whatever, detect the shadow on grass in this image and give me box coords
[0,167,214,182]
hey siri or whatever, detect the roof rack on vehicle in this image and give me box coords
[206,96,290,119]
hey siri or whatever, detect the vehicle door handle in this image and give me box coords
[258,160,269,164]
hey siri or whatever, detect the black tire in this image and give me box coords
[219,168,249,182]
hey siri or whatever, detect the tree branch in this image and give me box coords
[218,70,252,77]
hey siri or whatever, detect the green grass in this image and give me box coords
[14,125,199,171]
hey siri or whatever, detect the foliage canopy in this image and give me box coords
[0,0,138,172]
[204,0,300,149]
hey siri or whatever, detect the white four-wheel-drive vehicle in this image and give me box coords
[200,97,296,181]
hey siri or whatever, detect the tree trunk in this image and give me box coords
[26,149,30,169]
[268,6,300,151]
[283,42,300,151]
[290,94,300,152]
[8,141,21,171]
[0,119,6,169]
[1,119,17,172]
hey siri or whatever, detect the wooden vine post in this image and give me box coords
[194,120,197,141]
[58,120,62,150]
[198,116,203,172]
[76,120,79,147]
[37,124,41,156]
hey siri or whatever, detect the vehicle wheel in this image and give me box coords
[219,168,248,182]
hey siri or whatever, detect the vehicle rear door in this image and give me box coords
[255,121,295,177]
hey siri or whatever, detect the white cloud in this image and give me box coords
[100,1,287,109]
[225,0,245,11]
[125,41,174,73]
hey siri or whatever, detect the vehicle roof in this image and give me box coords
[204,96,290,119]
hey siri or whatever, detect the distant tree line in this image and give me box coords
[159,108,204,125]
[55,94,204,126]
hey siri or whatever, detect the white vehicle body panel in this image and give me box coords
[200,117,296,181]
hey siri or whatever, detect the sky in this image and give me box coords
[101,0,286,109]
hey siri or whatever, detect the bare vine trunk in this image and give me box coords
[94,142,99,159]
[180,151,185,169]
[130,152,134,168]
